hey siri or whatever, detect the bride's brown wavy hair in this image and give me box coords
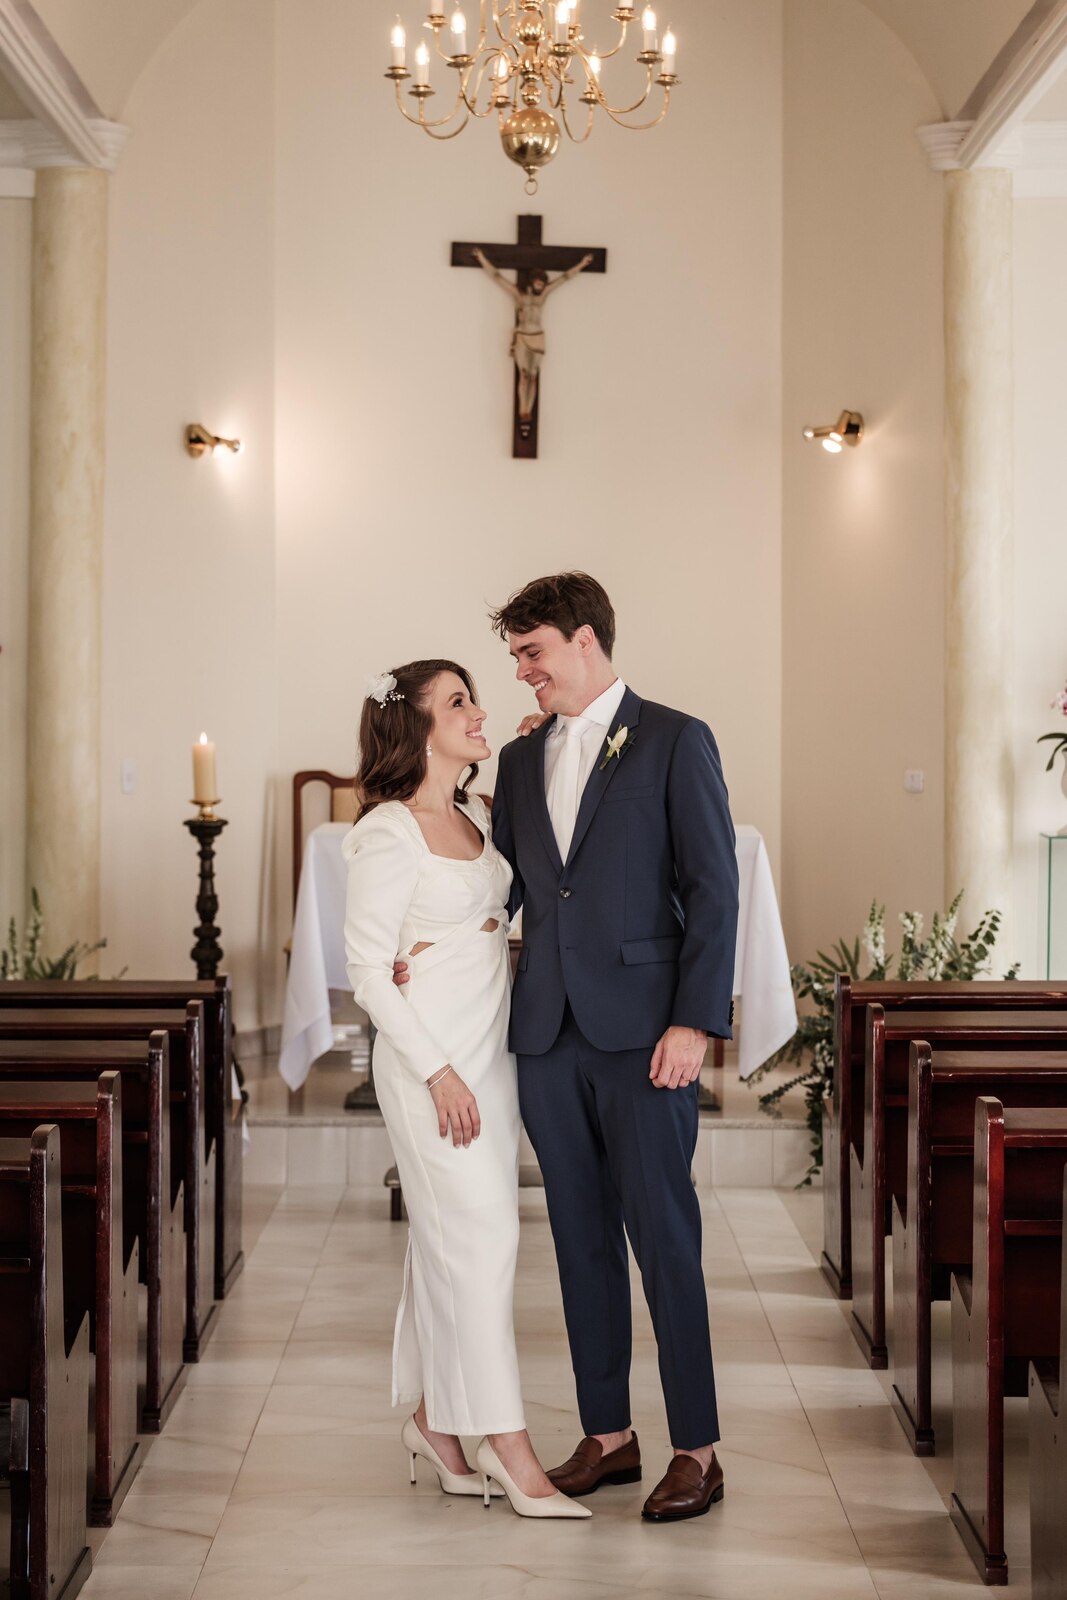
[355,659,480,821]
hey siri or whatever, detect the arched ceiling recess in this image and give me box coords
[30,0,200,118]
[21,0,1045,125]
[855,0,1035,117]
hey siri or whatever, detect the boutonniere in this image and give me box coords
[599,724,636,771]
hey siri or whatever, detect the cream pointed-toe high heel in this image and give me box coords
[401,1414,502,1497]
[475,1438,592,1519]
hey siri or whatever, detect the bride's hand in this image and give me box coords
[428,1068,481,1147]
[516,712,551,737]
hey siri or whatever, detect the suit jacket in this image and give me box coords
[491,686,739,1057]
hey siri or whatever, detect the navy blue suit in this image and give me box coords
[492,686,739,1447]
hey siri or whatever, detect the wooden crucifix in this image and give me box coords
[451,215,607,459]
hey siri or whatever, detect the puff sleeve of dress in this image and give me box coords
[342,809,450,1084]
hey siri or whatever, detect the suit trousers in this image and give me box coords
[518,1006,719,1449]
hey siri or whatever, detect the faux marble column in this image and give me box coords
[26,167,108,956]
[943,167,1014,946]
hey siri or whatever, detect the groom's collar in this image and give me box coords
[546,677,628,739]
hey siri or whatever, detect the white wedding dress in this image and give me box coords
[342,794,525,1434]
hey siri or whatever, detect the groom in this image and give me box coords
[489,571,739,1522]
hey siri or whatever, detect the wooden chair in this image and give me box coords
[292,769,359,909]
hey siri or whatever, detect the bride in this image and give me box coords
[342,658,589,1520]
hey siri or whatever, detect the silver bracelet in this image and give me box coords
[426,1065,454,1090]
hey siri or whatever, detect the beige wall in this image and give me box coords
[99,0,277,1021]
[1013,199,1067,977]
[272,0,784,985]
[0,198,31,935]
[781,0,946,969]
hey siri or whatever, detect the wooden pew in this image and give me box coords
[0,1076,139,1524]
[1029,1167,1067,1600]
[824,977,1067,1298]
[0,1126,92,1600]
[0,1006,215,1362]
[891,1044,1067,1455]
[950,1099,1067,1585]
[0,1035,185,1432]
[0,978,243,1300]
[851,1008,1067,1368]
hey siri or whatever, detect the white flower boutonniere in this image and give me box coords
[599,723,636,771]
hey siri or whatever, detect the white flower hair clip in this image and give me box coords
[366,671,405,706]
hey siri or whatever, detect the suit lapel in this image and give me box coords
[566,687,643,867]
[524,719,564,874]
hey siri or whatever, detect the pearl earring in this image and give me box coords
[426,744,433,757]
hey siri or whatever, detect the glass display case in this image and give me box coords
[1040,833,1067,979]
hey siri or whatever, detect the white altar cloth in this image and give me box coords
[278,821,796,1090]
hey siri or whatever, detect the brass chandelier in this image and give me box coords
[384,2,680,192]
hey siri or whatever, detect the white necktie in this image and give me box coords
[547,716,587,862]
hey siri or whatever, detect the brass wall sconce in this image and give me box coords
[184,423,242,458]
[803,410,864,454]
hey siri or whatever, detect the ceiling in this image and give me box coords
[0,64,30,118]
[1,1,1060,128]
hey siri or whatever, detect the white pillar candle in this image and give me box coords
[661,26,676,70]
[192,733,218,803]
[642,5,658,50]
[415,39,430,84]
[450,7,467,55]
[390,17,406,67]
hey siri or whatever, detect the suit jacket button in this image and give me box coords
[559,887,572,899]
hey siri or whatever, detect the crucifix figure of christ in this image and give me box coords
[451,216,607,459]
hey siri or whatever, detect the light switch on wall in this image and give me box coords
[903,769,924,794]
[121,758,137,795]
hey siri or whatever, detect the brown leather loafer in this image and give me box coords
[641,1452,724,1521]
[546,1433,642,1496]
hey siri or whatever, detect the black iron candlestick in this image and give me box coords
[184,807,228,979]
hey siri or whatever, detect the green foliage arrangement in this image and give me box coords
[748,892,1019,1186]
[1,888,109,980]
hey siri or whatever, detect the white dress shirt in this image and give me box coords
[543,679,628,851]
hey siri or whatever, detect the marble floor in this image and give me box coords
[71,1180,1034,1600]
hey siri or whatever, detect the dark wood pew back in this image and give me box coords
[0,1076,139,1524]
[0,1006,215,1361]
[0,1127,92,1600]
[824,977,1067,1298]
[0,1036,185,1431]
[1029,1166,1067,1600]
[891,1045,1067,1455]
[851,1008,1067,1367]
[950,1100,1067,1584]
[0,978,242,1299]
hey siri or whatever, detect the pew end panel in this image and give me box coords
[1028,1164,1067,1600]
[890,1040,936,1455]
[950,1100,1067,1586]
[850,1003,888,1368]
[822,973,853,1299]
[0,1127,92,1600]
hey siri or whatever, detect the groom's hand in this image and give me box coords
[650,1026,707,1089]
[392,959,409,988]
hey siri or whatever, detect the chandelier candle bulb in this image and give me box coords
[554,2,570,43]
[642,5,658,51]
[588,51,602,79]
[450,7,467,56]
[415,39,430,83]
[390,17,406,67]
[192,733,218,806]
[661,26,676,71]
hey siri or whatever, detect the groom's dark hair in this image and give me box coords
[489,572,615,659]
